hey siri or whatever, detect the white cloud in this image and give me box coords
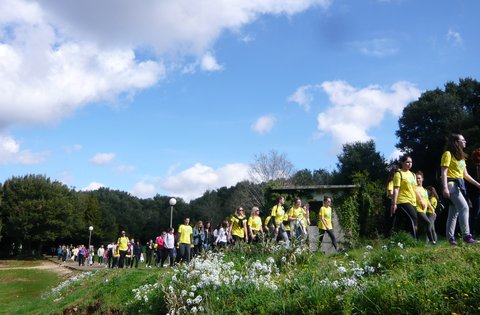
[0,0,331,128]
[288,84,321,112]
[447,28,463,46]
[351,38,399,57]
[316,80,421,147]
[388,148,403,161]
[252,115,276,134]
[131,181,156,199]
[90,153,116,165]
[82,182,105,191]
[160,163,250,201]
[0,134,49,164]
[200,52,224,72]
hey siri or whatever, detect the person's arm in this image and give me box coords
[244,221,249,242]
[441,166,450,199]
[391,187,399,216]
[415,188,426,210]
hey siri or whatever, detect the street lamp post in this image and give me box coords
[169,198,177,228]
[88,226,94,251]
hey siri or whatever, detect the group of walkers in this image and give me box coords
[54,193,341,268]
[53,133,480,270]
[386,133,480,245]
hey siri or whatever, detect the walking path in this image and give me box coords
[43,255,107,272]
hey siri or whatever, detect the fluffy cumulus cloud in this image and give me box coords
[316,80,421,146]
[252,115,276,134]
[90,153,116,165]
[160,163,250,201]
[82,181,105,191]
[0,134,49,164]
[447,28,463,46]
[288,84,321,112]
[0,0,164,129]
[131,181,156,199]
[200,52,224,72]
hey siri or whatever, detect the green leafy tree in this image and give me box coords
[1,175,77,256]
[396,78,480,184]
[335,140,388,184]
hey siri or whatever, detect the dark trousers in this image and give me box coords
[177,244,191,263]
[155,248,163,266]
[132,254,140,268]
[119,250,127,268]
[78,254,85,266]
[161,248,174,267]
[393,203,418,239]
[146,251,153,266]
[319,229,338,250]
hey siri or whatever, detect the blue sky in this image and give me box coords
[1,0,479,201]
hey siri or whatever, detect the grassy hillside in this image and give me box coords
[10,234,480,314]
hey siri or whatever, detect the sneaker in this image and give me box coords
[449,238,458,246]
[463,234,478,244]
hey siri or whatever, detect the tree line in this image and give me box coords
[1,78,479,255]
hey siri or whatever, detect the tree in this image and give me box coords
[1,175,77,256]
[336,140,388,183]
[396,78,480,184]
[249,150,295,183]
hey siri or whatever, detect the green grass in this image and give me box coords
[3,236,480,314]
[0,268,61,315]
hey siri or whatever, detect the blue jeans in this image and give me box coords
[446,182,470,239]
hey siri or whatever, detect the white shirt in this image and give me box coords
[164,233,175,249]
[215,227,227,243]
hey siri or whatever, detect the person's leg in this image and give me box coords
[447,183,472,241]
[397,203,418,239]
[418,212,434,242]
[318,229,326,251]
[326,229,338,250]
[427,213,437,242]
[185,245,191,263]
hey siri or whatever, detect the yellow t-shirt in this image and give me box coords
[386,181,394,199]
[178,224,193,244]
[230,215,246,238]
[393,170,417,206]
[248,216,262,232]
[428,196,438,214]
[113,247,120,257]
[283,214,290,231]
[318,206,333,230]
[117,236,129,251]
[416,186,429,213]
[289,206,305,220]
[441,151,465,179]
[264,216,273,227]
[271,205,285,224]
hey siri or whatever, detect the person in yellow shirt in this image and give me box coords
[415,172,436,244]
[117,230,130,268]
[229,207,248,243]
[248,207,264,243]
[270,196,289,244]
[289,198,308,240]
[391,155,425,239]
[113,244,120,268]
[441,134,480,245]
[426,186,439,244]
[177,218,193,263]
[318,196,338,251]
[264,215,275,240]
[384,165,399,237]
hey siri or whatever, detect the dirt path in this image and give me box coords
[0,260,77,277]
